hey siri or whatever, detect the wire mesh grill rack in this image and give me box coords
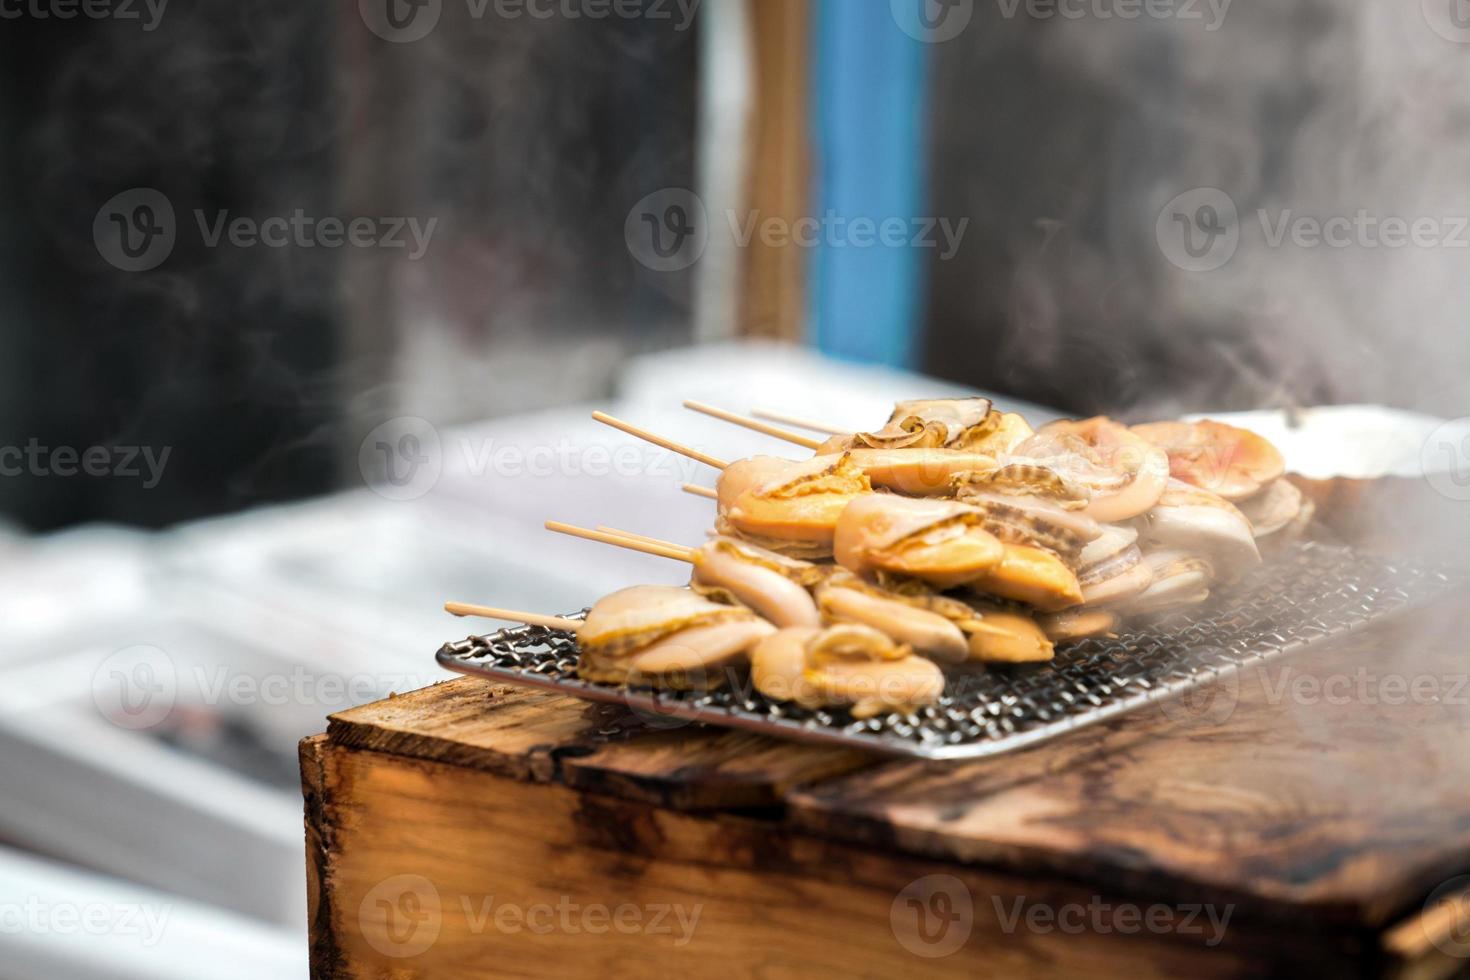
[436,541,1459,760]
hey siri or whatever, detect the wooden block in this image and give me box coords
[304,737,1356,979]
[305,590,1470,976]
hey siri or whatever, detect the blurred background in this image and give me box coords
[1,1,1469,976]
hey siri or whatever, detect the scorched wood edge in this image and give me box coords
[301,594,1470,979]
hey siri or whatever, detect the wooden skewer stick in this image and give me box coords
[682,483,718,500]
[591,411,729,470]
[443,602,581,633]
[594,525,696,561]
[545,520,694,563]
[682,400,823,450]
[750,407,848,436]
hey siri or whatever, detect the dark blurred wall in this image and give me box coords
[0,2,340,530]
[921,3,1470,420]
[0,2,699,532]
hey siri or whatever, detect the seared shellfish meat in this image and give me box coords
[1016,418,1170,523]
[1132,419,1285,502]
[817,398,1034,456]
[690,536,827,629]
[577,585,775,688]
[833,495,1005,589]
[715,453,871,558]
[1139,479,1260,579]
[750,624,944,719]
[819,569,1058,664]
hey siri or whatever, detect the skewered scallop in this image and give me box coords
[716,453,871,557]
[1236,478,1306,539]
[1132,419,1285,502]
[833,495,1005,589]
[964,601,1055,663]
[1077,542,1155,606]
[1017,417,1170,523]
[690,537,825,629]
[816,398,1033,456]
[1139,479,1260,578]
[950,484,1102,562]
[833,448,1002,496]
[749,624,944,718]
[816,581,971,663]
[1038,607,1120,643]
[965,543,1084,612]
[577,586,775,688]
[1115,550,1215,616]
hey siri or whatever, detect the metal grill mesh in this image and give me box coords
[436,541,1458,760]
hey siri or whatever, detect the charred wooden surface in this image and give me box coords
[304,593,1470,977]
[327,678,873,809]
[304,736,1357,979]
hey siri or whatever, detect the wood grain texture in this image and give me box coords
[739,0,810,343]
[327,678,872,809]
[306,740,1351,979]
[787,598,1470,929]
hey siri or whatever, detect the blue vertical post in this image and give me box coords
[808,0,930,369]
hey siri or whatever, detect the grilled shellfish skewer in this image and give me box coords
[596,408,997,497]
[1015,417,1170,523]
[1137,479,1260,579]
[549,522,826,630]
[716,453,872,557]
[750,624,945,719]
[833,495,1006,589]
[815,397,1034,456]
[444,590,775,689]
[1132,419,1285,502]
[575,585,775,688]
[816,578,971,663]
